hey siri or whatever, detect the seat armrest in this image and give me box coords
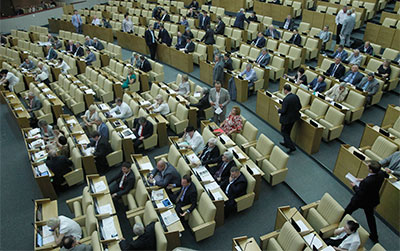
[320,223,339,238]
[154,153,168,162]
[66,196,83,213]
[300,201,319,218]
[256,155,270,164]
[126,206,145,215]
[126,209,145,219]
[260,231,279,248]
[73,215,86,226]
[242,141,257,149]
[359,146,371,152]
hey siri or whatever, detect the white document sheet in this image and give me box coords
[345,173,360,186]
[204,182,220,191]
[94,181,107,193]
[151,189,165,201]
[161,210,180,227]
[98,204,113,215]
[211,191,224,200]
[304,233,323,249]
[295,220,309,232]
[139,162,153,171]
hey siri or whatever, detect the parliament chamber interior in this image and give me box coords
[1,0,400,250]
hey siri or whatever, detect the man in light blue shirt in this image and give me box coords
[84,49,96,66]
[71,10,83,33]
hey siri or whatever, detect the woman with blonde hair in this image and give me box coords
[80,104,99,134]
[122,68,137,89]
[220,106,243,136]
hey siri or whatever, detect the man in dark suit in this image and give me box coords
[213,54,224,84]
[149,160,181,193]
[340,64,364,85]
[108,162,135,199]
[248,12,257,22]
[330,45,348,61]
[215,16,225,35]
[199,11,210,30]
[357,41,373,55]
[120,222,156,250]
[145,25,157,60]
[175,32,187,49]
[183,28,194,39]
[89,131,113,172]
[233,8,249,29]
[264,25,281,39]
[256,48,270,67]
[191,88,211,120]
[183,37,195,53]
[132,116,153,152]
[94,118,109,141]
[61,236,92,251]
[172,175,197,217]
[188,0,199,9]
[308,75,327,92]
[251,32,266,48]
[356,72,380,105]
[66,40,76,54]
[139,56,152,72]
[282,14,294,30]
[92,37,104,50]
[209,151,235,184]
[157,24,172,46]
[74,43,84,57]
[198,137,220,166]
[46,44,58,60]
[160,10,170,22]
[287,29,301,46]
[45,150,72,191]
[220,167,247,217]
[201,25,215,45]
[343,160,388,243]
[326,57,346,79]
[186,8,196,18]
[223,53,233,71]
[277,84,301,153]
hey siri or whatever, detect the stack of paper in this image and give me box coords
[304,233,323,249]
[37,164,50,174]
[194,92,201,98]
[78,138,90,145]
[204,182,220,191]
[47,94,56,99]
[295,220,309,232]
[219,134,231,144]
[151,189,164,201]
[345,173,360,186]
[82,147,95,156]
[139,162,153,171]
[187,153,200,164]
[161,210,180,226]
[42,225,55,245]
[42,88,51,92]
[101,217,118,239]
[140,100,151,106]
[211,191,224,200]
[66,119,76,124]
[121,128,136,139]
[28,128,41,137]
[98,204,113,215]
[193,166,214,181]
[33,150,48,161]
[94,181,107,193]
[31,139,45,149]
[84,89,96,95]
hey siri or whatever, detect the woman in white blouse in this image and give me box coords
[80,104,99,134]
[151,94,170,115]
[324,220,360,251]
[176,74,191,97]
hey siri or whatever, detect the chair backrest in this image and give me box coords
[371,136,398,159]
[167,145,181,167]
[110,131,122,151]
[155,222,168,251]
[310,98,329,116]
[317,193,345,224]
[256,134,274,156]
[177,158,191,177]
[241,168,255,194]
[176,103,188,120]
[277,221,305,251]
[167,97,179,113]
[296,89,311,108]
[198,192,216,222]
[325,107,345,126]
[71,147,82,170]
[143,201,158,225]
[239,44,250,56]
[345,91,365,108]
[134,179,148,208]
[270,146,289,170]
[191,175,204,202]
[85,205,97,236]
[241,122,258,142]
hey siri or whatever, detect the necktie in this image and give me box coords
[257,54,264,64]
[345,72,354,83]
[255,38,260,46]
[119,174,126,188]
[332,65,338,76]
[151,31,155,43]
[314,82,320,91]
[362,81,370,90]
[216,162,227,177]
[202,17,205,27]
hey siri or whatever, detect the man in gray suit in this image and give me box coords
[61,236,91,251]
[26,92,42,117]
[356,72,379,105]
[209,81,230,124]
[340,10,355,46]
[379,151,400,178]
[344,49,362,66]
[213,54,224,84]
[149,160,181,193]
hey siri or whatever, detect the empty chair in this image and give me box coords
[66,186,92,217]
[269,55,285,81]
[126,179,148,214]
[244,134,274,165]
[260,146,289,186]
[106,131,123,167]
[188,192,216,242]
[304,37,319,60]
[303,98,329,120]
[236,44,251,58]
[319,107,345,141]
[342,90,366,123]
[386,117,400,138]
[362,136,398,161]
[301,193,345,235]
[233,121,258,147]
[166,103,189,134]
[260,221,305,251]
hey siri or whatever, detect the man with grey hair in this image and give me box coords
[148,160,181,192]
[356,72,379,105]
[256,48,270,67]
[130,53,141,68]
[92,37,104,50]
[221,166,247,217]
[47,216,82,246]
[60,235,91,251]
[325,82,349,102]
[198,137,220,166]
[344,49,362,66]
[119,222,156,250]
[233,8,249,29]
[35,62,50,84]
[231,63,257,99]
[209,81,230,124]
[210,151,236,184]
[340,9,355,46]
[26,91,42,114]
[84,36,92,47]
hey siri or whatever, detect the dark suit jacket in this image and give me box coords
[93,41,104,50]
[45,156,72,186]
[188,0,199,9]
[192,93,211,110]
[121,222,156,251]
[160,13,170,22]
[210,157,235,184]
[47,48,58,60]
[282,18,294,30]
[199,15,210,30]
[220,173,247,201]
[74,47,84,57]
[264,29,280,39]
[309,78,327,92]
[248,16,258,22]
[66,44,77,53]
[175,36,187,49]
[215,21,225,35]
[183,31,194,39]
[351,171,388,208]
[90,136,113,160]
[224,58,233,70]
[213,61,224,83]
[140,59,152,72]
[357,45,373,55]
[110,171,135,196]
[340,71,364,85]
[201,29,215,45]
[288,34,301,46]
[175,183,197,213]
[184,41,195,53]
[133,118,153,139]
[199,145,220,166]
[278,93,301,125]
[145,30,157,46]
[158,29,172,46]
[326,63,346,79]
[332,50,348,61]
[256,53,270,67]
[233,12,247,29]
[151,164,181,188]
[252,36,266,48]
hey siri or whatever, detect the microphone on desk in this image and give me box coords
[309,233,316,250]
[243,240,253,251]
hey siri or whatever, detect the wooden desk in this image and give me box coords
[116,31,148,55]
[2,91,31,128]
[151,113,169,146]
[292,116,324,155]
[302,231,327,250]
[82,24,114,43]
[78,144,97,175]
[212,0,245,12]
[381,104,400,128]
[360,124,399,148]
[76,58,87,74]
[157,43,172,65]
[169,48,194,73]
[35,199,58,224]
[376,179,400,232]
[275,206,313,236]
[256,89,270,122]
[92,193,117,217]
[232,236,261,251]
[98,215,124,243]
[31,163,57,200]
[87,175,110,194]
[199,60,214,86]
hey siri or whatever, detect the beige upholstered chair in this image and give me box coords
[260,146,289,186]
[361,136,398,161]
[235,168,256,212]
[126,179,148,215]
[106,131,123,167]
[303,98,329,120]
[243,133,274,165]
[260,221,305,251]
[319,107,345,141]
[342,90,365,123]
[188,192,217,242]
[66,186,92,217]
[233,121,258,147]
[301,193,345,236]
[386,117,400,138]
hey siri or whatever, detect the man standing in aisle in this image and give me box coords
[209,81,230,124]
[335,6,348,44]
[71,10,82,34]
[145,24,157,60]
[276,84,301,154]
[340,10,355,46]
[343,160,388,243]
[213,54,224,84]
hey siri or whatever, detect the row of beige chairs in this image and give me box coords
[0,46,21,65]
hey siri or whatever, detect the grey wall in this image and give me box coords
[0,0,107,34]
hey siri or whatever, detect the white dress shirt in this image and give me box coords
[36,67,49,82]
[184,131,205,154]
[110,102,133,119]
[91,18,101,26]
[57,61,70,74]
[152,102,170,115]
[331,228,360,251]
[336,10,348,25]
[3,72,20,92]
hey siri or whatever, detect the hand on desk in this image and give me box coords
[180,212,187,217]
[385,168,393,174]
[112,193,117,198]
[166,184,174,189]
